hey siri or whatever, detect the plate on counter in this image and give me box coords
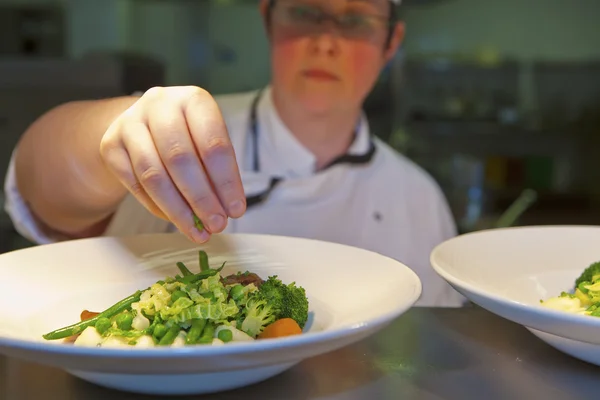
[431,225,600,366]
[0,232,421,395]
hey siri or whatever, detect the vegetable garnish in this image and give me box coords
[42,250,309,348]
[540,260,600,316]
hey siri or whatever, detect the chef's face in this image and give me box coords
[260,0,404,115]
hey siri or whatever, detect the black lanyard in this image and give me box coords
[244,88,377,209]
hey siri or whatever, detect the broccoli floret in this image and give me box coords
[252,275,309,329]
[575,261,600,287]
[577,280,600,305]
[575,287,593,306]
[240,298,276,337]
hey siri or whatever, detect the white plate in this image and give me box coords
[0,233,421,395]
[430,225,600,366]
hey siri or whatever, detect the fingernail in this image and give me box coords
[208,214,226,233]
[190,227,209,243]
[228,199,246,217]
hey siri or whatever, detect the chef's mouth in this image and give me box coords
[302,69,340,81]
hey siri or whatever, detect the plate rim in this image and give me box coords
[0,232,422,358]
[430,225,600,329]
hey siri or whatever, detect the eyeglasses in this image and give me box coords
[271,1,392,40]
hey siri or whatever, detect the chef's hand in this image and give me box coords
[99,86,246,243]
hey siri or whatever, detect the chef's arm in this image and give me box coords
[13,96,138,238]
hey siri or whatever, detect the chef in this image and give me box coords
[4,0,466,307]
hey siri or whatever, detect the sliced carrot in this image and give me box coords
[80,310,100,321]
[258,318,302,339]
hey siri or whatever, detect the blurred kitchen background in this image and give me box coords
[0,0,599,252]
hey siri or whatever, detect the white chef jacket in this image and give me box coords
[3,85,467,307]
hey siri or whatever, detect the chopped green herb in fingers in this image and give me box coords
[193,214,205,232]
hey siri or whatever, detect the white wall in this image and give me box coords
[128,0,206,86]
[199,1,270,94]
[65,0,132,59]
[58,0,600,92]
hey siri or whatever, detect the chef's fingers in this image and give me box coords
[100,124,167,221]
[120,120,210,244]
[183,87,247,219]
[148,96,228,234]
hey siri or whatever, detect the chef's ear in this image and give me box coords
[384,21,405,62]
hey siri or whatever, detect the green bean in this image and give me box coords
[185,319,207,344]
[43,250,222,342]
[176,268,218,284]
[144,314,161,336]
[158,323,181,346]
[176,262,193,277]
[115,313,133,330]
[198,321,215,344]
[217,329,233,343]
[152,323,167,340]
[42,291,142,340]
[199,250,209,272]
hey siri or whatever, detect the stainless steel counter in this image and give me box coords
[1,307,598,400]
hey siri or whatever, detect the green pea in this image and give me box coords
[115,313,133,330]
[230,284,244,301]
[95,317,112,335]
[217,329,233,343]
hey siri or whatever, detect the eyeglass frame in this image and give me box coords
[265,0,399,46]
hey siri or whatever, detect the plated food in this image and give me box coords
[43,250,309,348]
[540,261,600,316]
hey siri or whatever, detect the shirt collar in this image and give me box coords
[256,85,372,178]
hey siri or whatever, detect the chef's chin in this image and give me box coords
[293,84,356,116]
